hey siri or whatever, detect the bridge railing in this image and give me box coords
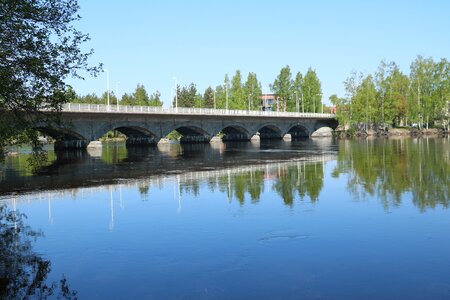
[62,103,336,119]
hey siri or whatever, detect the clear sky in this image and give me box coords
[67,0,450,106]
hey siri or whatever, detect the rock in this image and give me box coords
[157,138,171,144]
[250,135,260,141]
[87,141,102,148]
[210,136,223,143]
[283,133,292,140]
[422,128,439,135]
[311,127,333,137]
[388,128,409,136]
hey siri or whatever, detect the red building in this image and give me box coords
[260,94,286,112]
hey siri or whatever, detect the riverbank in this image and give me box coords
[335,127,448,138]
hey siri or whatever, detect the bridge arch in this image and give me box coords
[221,124,251,141]
[287,124,310,138]
[97,123,160,145]
[34,126,88,149]
[257,124,283,140]
[172,125,212,143]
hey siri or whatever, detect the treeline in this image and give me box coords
[331,56,450,130]
[68,66,324,112]
[173,66,323,112]
[66,84,163,107]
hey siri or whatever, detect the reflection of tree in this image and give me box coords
[0,205,77,299]
[210,170,265,205]
[272,162,324,205]
[4,147,57,176]
[333,138,450,211]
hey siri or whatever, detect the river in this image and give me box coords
[0,137,449,299]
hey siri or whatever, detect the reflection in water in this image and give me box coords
[0,137,448,211]
[332,137,450,211]
[0,204,77,299]
[1,138,450,299]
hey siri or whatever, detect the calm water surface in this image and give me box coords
[1,138,449,299]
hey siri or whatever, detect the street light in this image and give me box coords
[116,81,120,111]
[248,93,252,111]
[172,76,178,109]
[105,69,110,111]
[225,83,228,110]
[294,91,298,113]
[213,90,216,110]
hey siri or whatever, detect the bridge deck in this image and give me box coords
[61,103,336,119]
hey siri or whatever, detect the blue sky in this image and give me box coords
[67,0,450,106]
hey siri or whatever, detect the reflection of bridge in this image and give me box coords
[37,104,337,149]
[2,156,335,229]
[3,154,335,203]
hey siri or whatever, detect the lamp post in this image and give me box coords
[173,76,178,109]
[213,90,216,110]
[295,91,298,113]
[116,81,120,111]
[225,83,228,110]
[105,69,110,111]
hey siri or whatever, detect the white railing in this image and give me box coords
[61,103,336,119]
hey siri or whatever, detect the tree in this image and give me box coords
[375,61,409,127]
[243,72,262,110]
[120,93,135,105]
[302,68,322,113]
[292,72,304,112]
[330,94,351,128]
[149,91,163,107]
[176,83,197,107]
[203,86,215,108]
[409,56,436,128]
[230,70,245,109]
[0,0,100,149]
[100,91,118,105]
[271,65,292,111]
[352,75,378,129]
[134,84,149,106]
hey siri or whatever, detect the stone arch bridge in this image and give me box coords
[37,104,338,149]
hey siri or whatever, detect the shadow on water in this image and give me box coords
[0,205,77,299]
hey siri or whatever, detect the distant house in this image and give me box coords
[260,93,285,111]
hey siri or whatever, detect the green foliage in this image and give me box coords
[203,86,215,108]
[0,0,100,149]
[174,83,198,108]
[243,72,262,110]
[302,68,322,113]
[292,72,304,112]
[342,56,450,129]
[270,65,292,111]
[149,91,163,107]
[166,130,182,140]
[134,84,150,106]
[230,70,245,109]
[330,94,350,127]
[351,75,378,126]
